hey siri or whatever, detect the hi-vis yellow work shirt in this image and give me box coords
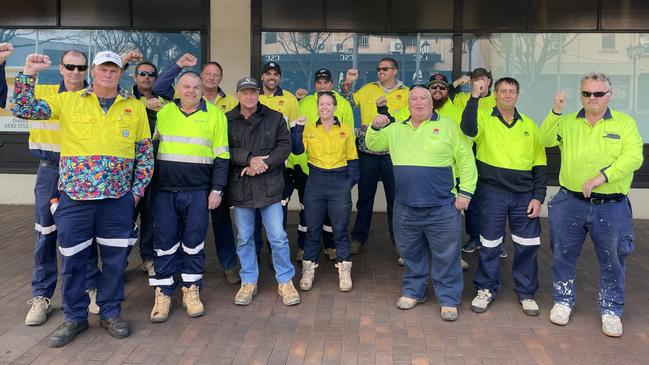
[28,84,64,161]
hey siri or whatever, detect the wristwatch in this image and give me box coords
[211,190,223,196]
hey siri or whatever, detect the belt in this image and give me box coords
[560,187,624,204]
[39,160,59,169]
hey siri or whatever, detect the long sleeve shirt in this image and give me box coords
[12,72,154,200]
[0,62,7,109]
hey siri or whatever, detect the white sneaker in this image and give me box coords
[520,298,539,316]
[601,314,623,337]
[87,288,100,315]
[549,303,572,326]
[335,261,352,292]
[471,289,493,313]
[25,296,52,326]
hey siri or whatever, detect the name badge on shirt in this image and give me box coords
[604,133,621,140]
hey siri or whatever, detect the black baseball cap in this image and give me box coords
[314,68,332,82]
[262,62,281,75]
[428,73,449,87]
[236,77,259,92]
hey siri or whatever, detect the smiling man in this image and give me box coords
[12,51,154,347]
[539,72,643,337]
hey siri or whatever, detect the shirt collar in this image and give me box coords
[316,116,341,126]
[491,106,522,122]
[376,80,405,92]
[173,98,208,112]
[59,79,88,93]
[402,111,440,125]
[82,84,130,99]
[260,86,284,97]
[576,107,613,120]
[217,87,226,98]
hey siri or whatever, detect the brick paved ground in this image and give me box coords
[0,205,648,364]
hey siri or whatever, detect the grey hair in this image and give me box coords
[409,85,432,102]
[581,72,612,90]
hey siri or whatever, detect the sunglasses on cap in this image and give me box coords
[136,70,157,77]
[429,84,447,91]
[62,64,88,72]
[376,66,394,72]
[580,90,610,98]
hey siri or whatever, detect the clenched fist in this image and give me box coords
[345,68,359,83]
[371,114,390,129]
[176,53,197,69]
[0,43,14,64]
[553,91,568,114]
[295,88,308,100]
[24,54,52,76]
[121,50,143,66]
[471,79,486,98]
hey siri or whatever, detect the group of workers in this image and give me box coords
[0,39,642,348]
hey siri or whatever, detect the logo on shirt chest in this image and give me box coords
[278,100,285,106]
[433,128,440,135]
[522,131,529,137]
[122,130,130,138]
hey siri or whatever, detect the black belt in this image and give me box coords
[560,187,624,204]
[39,160,58,169]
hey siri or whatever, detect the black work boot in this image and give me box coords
[99,317,130,339]
[49,320,89,347]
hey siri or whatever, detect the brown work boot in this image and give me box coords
[181,285,204,317]
[224,266,241,285]
[234,283,258,305]
[278,281,300,306]
[299,260,318,290]
[150,288,171,322]
[335,261,353,292]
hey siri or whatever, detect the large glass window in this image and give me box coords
[261,32,453,94]
[462,33,649,141]
[1,29,201,133]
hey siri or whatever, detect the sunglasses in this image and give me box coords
[429,85,447,91]
[580,90,610,98]
[376,66,394,72]
[62,64,88,72]
[136,70,157,77]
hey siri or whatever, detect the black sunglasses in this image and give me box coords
[136,70,157,77]
[376,66,394,72]
[429,85,447,91]
[580,90,610,98]
[62,64,88,72]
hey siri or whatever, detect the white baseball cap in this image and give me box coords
[92,51,123,68]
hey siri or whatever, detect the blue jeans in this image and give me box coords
[393,201,463,307]
[234,202,295,284]
[351,152,395,244]
[548,189,634,316]
[473,186,540,299]
[303,169,352,262]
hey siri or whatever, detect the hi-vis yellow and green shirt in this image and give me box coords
[386,98,463,126]
[454,91,497,110]
[288,91,355,173]
[155,99,230,191]
[461,97,547,202]
[365,113,477,208]
[259,87,299,123]
[539,108,643,195]
[28,84,64,162]
[12,73,154,200]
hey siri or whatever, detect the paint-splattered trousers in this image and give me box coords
[548,188,634,316]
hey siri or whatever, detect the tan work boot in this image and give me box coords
[335,261,353,292]
[87,288,100,315]
[300,260,318,291]
[25,296,52,326]
[224,266,241,285]
[142,260,155,277]
[323,248,336,261]
[278,281,300,306]
[181,285,204,317]
[150,288,171,322]
[234,283,258,305]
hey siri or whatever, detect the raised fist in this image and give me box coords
[452,74,471,87]
[121,50,143,65]
[371,114,390,129]
[471,79,486,98]
[376,96,387,108]
[295,88,308,100]
[176,53,197,69]
[553,91,568,114]
[145,98,163,112]
[0,43,14,64]
[24,54,52,76]
[345,68,359,83]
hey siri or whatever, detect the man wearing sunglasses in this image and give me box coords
[10,49,103,328]
[12,51,154,347]
[539,72,643,338]
[340,57,408,260]
[462,77,547,318]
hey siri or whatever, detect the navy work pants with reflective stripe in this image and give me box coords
[55,193,135,322]
[32,165,100,298]
[473,186,540,300]
[151,190,208,296]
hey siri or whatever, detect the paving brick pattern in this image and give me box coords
[0,205,648,364]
